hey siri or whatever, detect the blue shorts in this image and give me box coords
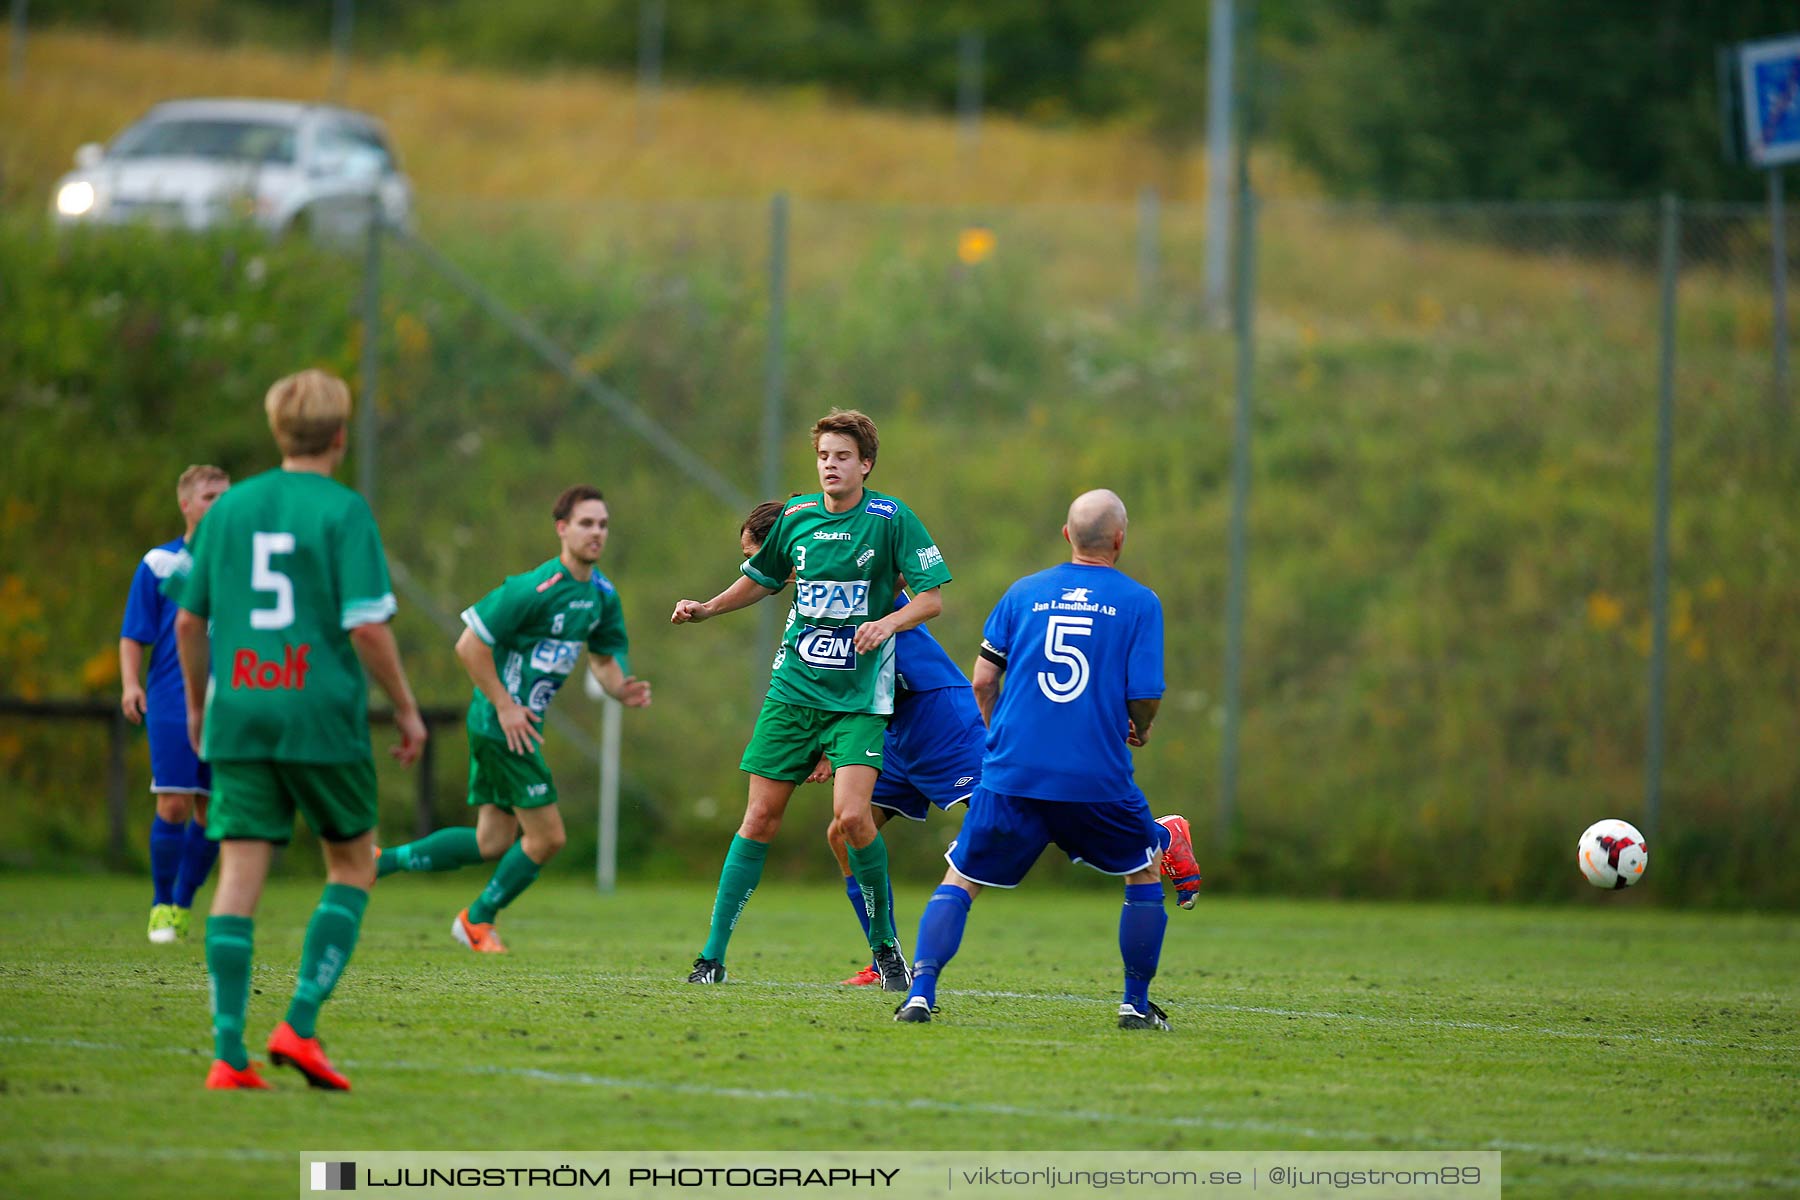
[147,720,210,795]
[947,786,1159,888]
[870,686,985,822]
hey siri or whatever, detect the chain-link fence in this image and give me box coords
[3,189,1794,903]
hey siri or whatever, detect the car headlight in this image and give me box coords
[56,181,97,217]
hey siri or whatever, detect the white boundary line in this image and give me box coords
[0,1033,1785,1172]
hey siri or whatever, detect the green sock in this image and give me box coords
[700,834,768,963]
[378,827,485,878]
[285,883,368,1039]
[468,841,540,925]
[205,914,255,1069]
[847,834,895,947]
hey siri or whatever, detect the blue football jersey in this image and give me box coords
[978,562,1164,804]
[892,591,968,694]
[120,536,190,718]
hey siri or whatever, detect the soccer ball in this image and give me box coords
[1577,819,1648,889]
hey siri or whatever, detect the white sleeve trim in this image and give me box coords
[341,593,398,630]
[460,604,496,645]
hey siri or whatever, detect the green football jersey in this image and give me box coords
[171,468,396,764]
[742,488,951,715]
[460,557,630,744]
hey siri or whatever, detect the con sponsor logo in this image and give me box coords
[1034,587,1117,616]
[525,783,550,798]
[231,645,311,690]
[795,625,857,670]
[915,544,944,571]
[534,571,565,594]
[864,498,897,520]
[812,531,852,541]
[784,500,820,516]
[794,579,870,619]
[526,679,561,713]
[529,639,584,676]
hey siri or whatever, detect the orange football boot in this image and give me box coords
[204,1059,271,1089]
[1156,815,1203,909]
[266,1020,351,1091]
[452,908,507,953]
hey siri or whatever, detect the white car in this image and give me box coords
[51,97,411,237]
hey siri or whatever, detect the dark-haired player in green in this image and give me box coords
[671,408,951,990]
[173,368,427,1091]
[375,485,651,952]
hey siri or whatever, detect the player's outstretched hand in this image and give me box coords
[499,702,545,756]
[617,676,653,708]
[671,599,708,625]
[121,683,146,725]
[392,706,428,767]
[804,754,833,785]
[853,617,894,654]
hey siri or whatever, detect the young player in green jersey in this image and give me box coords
[172,369,426,1091]
[374,485,652,953]
[671,409,952,990]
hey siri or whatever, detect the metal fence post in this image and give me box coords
[1645,193,1680,843]
[1771,170,1790,429]
[1217,0,1257,851]
[329,0,353,102]
[358,197,381,511]
[755,193,789,704]
[106,709,128,866]
[414,717,435,839]
[637,0,665,145]
[1137,186,1161,310]
[7,0,25,90]
[1203,0,1237,322]
[598,696,622,893]
[957,31,984,164]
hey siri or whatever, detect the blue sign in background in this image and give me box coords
[1740,35,1800,167]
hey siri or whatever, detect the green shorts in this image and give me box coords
[739,698,889,782]
[467,735,558,812]
[208,759,378,844]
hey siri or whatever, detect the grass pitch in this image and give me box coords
[0,874,1794,1198]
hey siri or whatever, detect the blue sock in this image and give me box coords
[844,874,872,944]
[172,819,219,909]
[149,816,183,907]
[906,885,973,1008]
[1120,882,1167,1012]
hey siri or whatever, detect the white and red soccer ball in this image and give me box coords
[1577,819,1649,890]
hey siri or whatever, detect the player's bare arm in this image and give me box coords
[670,574,777,625]
[971,655,1003,727]
[173,609,209,753]
[455,625,543,755]
[119,637,148,724]
[853,585,942,654]
[1126,697,1160,747]
[588,653,652,708]
[350,622,428,766]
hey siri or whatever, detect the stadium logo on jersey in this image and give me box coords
[230,644,311,690]
[915,544,944,571]
[529,639,583,676]
[535,571,565,594]
[795,625,857,670]
[784,500,820,516]
[526,678,561,713]
[864,498,898,519]
[812,530,852,541]
[794,579,869,619]
[1060,587,1091,603]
